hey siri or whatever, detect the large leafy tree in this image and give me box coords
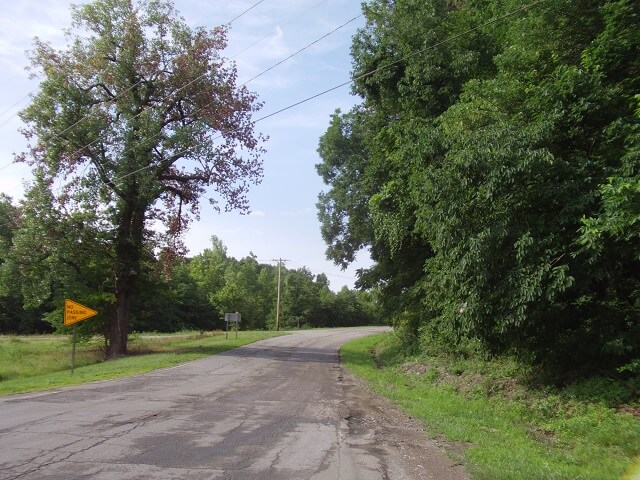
[212,255,273,330]
[318,0,640,370]
[426,0,640,367]
[317,0,494,344]
[18,0,265,356]
[0,196,50,334]
[1,172,117,341]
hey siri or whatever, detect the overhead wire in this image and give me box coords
[0,0,549,229]
[0,0,276,178]
[228,0,327,59]
[57,8,364,186]
[256,0,549,123]
[0,91,33,126]
[0,92,35,172]
[0,0,261,130]
[287,260,357,281]
[241,13,361,85]
[225,0,267,26]
[114,0,549,185]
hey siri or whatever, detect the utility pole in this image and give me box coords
[272,258,288,331]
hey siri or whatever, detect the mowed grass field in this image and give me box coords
[0,331,284,396]
[341,333,640,480]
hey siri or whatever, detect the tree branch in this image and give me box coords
[83,82,117,99]
[160,172,210,183]
[85,143,125,199]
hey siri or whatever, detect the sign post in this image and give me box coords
[64,299,98,374]
[224,312,241,339]
[71,325,78,375]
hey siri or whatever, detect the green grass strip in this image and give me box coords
[0,331,283,396]
[341,333,640,480]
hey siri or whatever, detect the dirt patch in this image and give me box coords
[402,360,529,402]
[618,405,640,417]
[341,369,470,480]
[528,427,556,446]
[403,361,433,376]
[371,346,386,369]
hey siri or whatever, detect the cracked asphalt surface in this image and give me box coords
[0,327,468,479]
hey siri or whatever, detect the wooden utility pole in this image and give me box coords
[272,258,288,330]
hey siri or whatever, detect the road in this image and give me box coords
[0,327,468,480]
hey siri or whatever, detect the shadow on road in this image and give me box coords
[217,345,339,364]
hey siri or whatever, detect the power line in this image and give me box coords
[1,0,282,179]
[68,9,364,186]
[256,0,550,123]
[287,260,357,280]
[0,161,16,173]
[27,0,550,189]
[226,0,267,26]
[107,11,362,185]
[0,0,549,230]
[0,91,33,127]
[241,14,362,85]
[228,0,328,59]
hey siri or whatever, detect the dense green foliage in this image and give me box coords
[14,0,266,357]
[4,0,382,355]
[0,195,52,334]
[317,0,640,374]
[342,333,640,480]
[0,214,380,338]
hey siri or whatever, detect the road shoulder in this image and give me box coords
[340,369,470,480]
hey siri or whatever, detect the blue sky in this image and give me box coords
[0,0,371,291]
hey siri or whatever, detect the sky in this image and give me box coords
[0,0,371,291]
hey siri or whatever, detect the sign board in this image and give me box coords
[64,299,98,326]
[224,312,241,339]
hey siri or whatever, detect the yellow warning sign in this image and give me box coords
[64,299,98,326]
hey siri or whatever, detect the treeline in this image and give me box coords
[317,0,640,374]
[0,196,379,335]
[133,236,380,333]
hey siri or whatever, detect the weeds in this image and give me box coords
[342,332,640,480]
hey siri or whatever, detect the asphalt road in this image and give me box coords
[0,327,468,480]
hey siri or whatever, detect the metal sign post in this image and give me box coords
[224,312,241,339]
[71,325,77,374]
[64,299,98,374]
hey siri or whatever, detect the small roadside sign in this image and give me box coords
[224,312,241,339]
[64,299,98,326]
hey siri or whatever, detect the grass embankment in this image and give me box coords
[341,333,640,480]
[0,331,283,396]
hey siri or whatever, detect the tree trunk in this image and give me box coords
[109,278,133,358]
[107,195,146,358]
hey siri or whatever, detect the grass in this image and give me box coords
[341,332,640,480]
[0,330,284,396]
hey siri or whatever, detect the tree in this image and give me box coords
[18,0,265,357]
[1,172,114,340]
[318,0,640,371]
[212,255,271,330]
[281,268,318,329]
[317,0,492,344]
[427,0,640,367]
[0,196,50,334]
